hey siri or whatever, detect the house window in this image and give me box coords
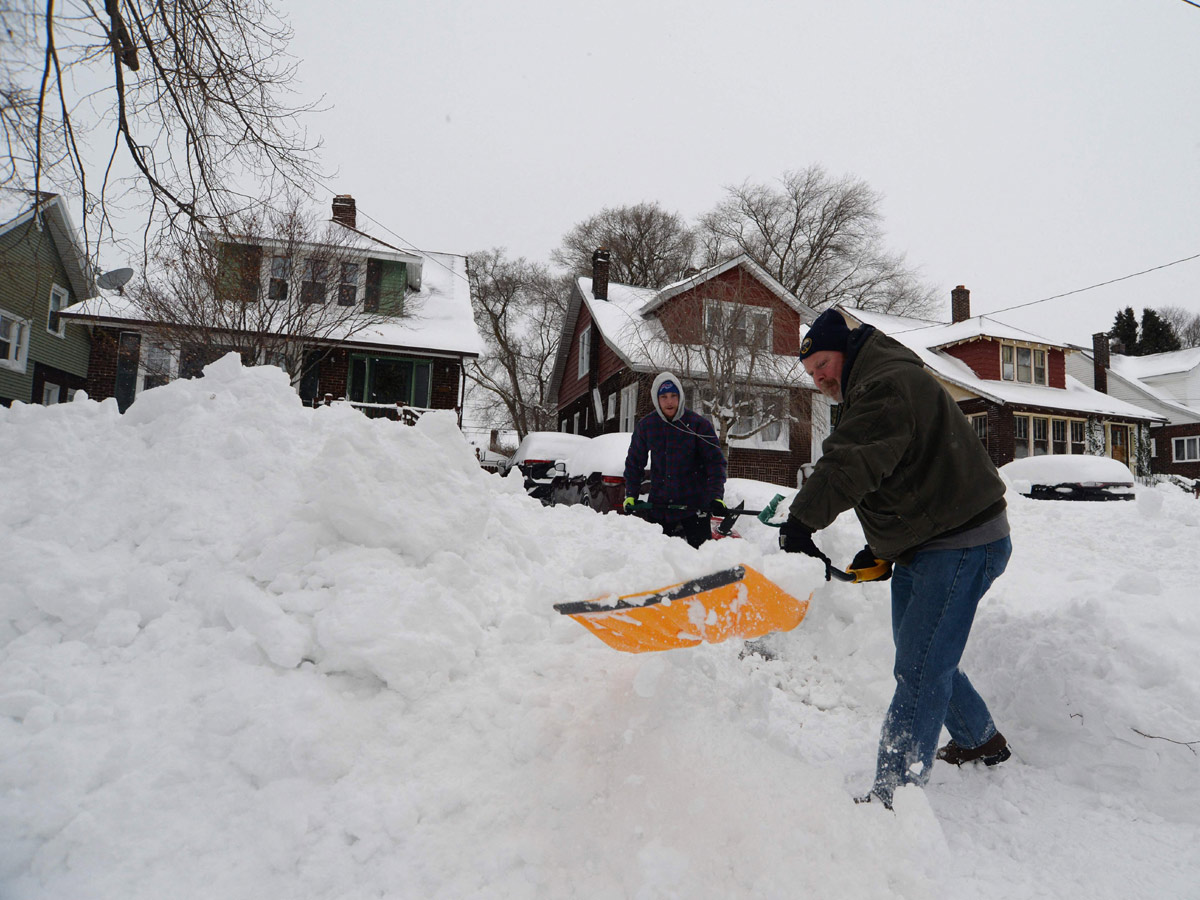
[1052,419,1067,455]
[1070,420,1086,455]
[301,258,328,304]
[573,411,581,434]
[217,242,262,302]
[1173,437,1200,463]
[704,300,772,349]
[338,263,359,307]
[0,310,30,372]
[347,355,433,407]
[42,382,61,405]
[141,343,175,391]
[606,392,616,421]
[268,256,290,300]
[47,285,69,336]
[971,414,988,445]
[578,325,591,379]
[619,382,638,432]
[1032,417,1049,455]
[696,386,789,450]
[1013,415,1029,459]
[1001,343,1047,385]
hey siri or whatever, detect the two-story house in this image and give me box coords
[0,190,94,407]
[1066,342,1200,480]
[60,196,483,423]
[844,287,1165,473]
[548,250,821,485]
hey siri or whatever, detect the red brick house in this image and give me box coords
[846,287,1165,474]
[547,251,821,485]
[60,196,482,424]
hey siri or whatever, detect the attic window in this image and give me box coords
[704,300,772,350]
[1000,343,1047,385]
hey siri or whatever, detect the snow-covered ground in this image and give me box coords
[2,356,1198,899]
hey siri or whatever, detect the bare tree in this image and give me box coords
[129,197,398,388]
[552,202,697,288]
[1157,305,1200,349]
[1,0,321,258]
[466,248,569,439]
[698,166,938,317]
[638,268,802,459]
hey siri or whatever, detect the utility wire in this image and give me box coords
[892,250,1200,335]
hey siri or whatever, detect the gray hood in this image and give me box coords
[651,371,684,422]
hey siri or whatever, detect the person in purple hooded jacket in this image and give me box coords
[622,372,728,548]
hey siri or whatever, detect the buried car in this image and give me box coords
[499,432,591,503]
[548,432,648,512]
[999,455,1136,501]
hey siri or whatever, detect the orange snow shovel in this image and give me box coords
[553,565,810,653]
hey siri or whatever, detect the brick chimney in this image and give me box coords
[592,248,611,301]
[332,195,356,229]
[951,285,971,323]
[1092,332,1109,394]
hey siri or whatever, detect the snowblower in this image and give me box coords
[554,494,854,653]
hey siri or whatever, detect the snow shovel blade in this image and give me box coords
[553,565,810,653]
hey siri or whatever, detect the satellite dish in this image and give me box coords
[97,267,134,293]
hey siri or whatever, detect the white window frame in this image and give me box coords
[619,382,638,432]
[138,343,178,394]
[42,382,61,405]
[696,385,790,451]
[0,308,31,373]
[1000,342,1047,385]
[577,325,591,379]
[606,392,616,421]
[971,414,988,444]
[47,284,69,337]
[1173,436,1200,463]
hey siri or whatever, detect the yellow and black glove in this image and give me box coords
[846,545,892,583]
[622,496,636,515]
[709,498,728,517]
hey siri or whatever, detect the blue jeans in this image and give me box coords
[873,536,1012,801]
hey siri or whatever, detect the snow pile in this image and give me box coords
[2,356,1198,899]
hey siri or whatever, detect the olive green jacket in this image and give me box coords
[789,326,1006,560]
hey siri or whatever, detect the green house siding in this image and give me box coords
[0,215,91,404]
[379,261,407,315]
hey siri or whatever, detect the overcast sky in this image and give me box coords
[282,0,1200,347]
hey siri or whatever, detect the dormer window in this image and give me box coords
[1000,343,1047,385]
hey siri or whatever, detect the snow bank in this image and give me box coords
[1,355,1198,899]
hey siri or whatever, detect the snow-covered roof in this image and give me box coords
[1109,347,1200,380]
[549,259,815,398]
[60,231,482,358]
[849,307,1166,422]
[1068,349,1200,424]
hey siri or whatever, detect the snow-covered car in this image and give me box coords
[999,455,1136,501]
[547,432,647,512]
[500,432,591,503]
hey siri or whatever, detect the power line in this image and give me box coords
[892,250,1200,335]
[1180,0,1200,10]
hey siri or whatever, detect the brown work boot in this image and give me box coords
[936,732,1011,767]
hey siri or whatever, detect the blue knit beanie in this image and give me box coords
[799,309,852,360]
[656,379,680,397]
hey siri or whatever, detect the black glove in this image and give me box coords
[778,517,822,558]
[846,545,892,583]
[709,498,728,517]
